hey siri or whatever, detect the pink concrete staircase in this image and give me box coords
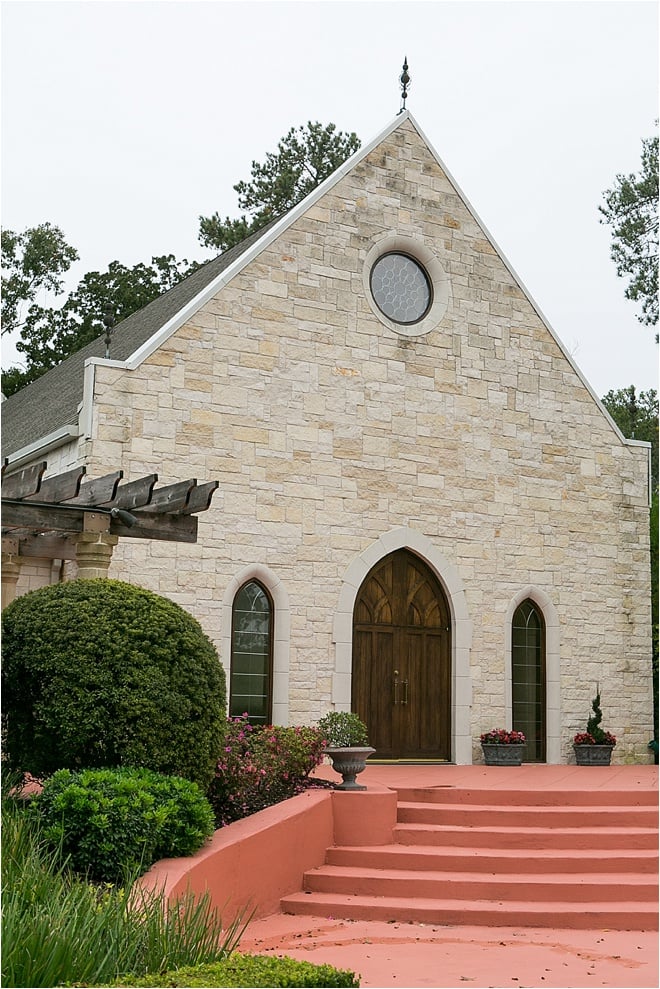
[281,784,659,929]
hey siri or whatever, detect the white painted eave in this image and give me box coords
[3,425,79,471]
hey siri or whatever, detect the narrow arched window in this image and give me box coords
[230,580,273,725]
[512,599,546,762]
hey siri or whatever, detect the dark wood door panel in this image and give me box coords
[352,627,396,758]
[352,550,452,761]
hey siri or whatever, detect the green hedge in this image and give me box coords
[31,767,215,883]
[105,953,360,987]
[1,579,226,790]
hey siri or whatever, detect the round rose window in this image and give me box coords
[369,252,432,325]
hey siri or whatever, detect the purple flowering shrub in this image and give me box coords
[209,716,327,827]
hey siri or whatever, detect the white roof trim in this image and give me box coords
[3,424,79,470]
[401,114,635,449]
[89,109,635,452]
[122,113,412,371]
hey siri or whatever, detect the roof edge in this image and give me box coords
[124,112,413,370]
[403,113,632,450]
[3,424,79,471]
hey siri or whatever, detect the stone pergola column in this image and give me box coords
[73,514,119,579]
[1,538,22,609]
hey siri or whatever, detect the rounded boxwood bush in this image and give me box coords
[31,766,215,883]
[1,579,226,789]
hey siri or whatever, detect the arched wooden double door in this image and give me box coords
[352,550,452,761]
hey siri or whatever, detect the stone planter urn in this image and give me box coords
[573,744,614,766]
[481,743,525,766]
[324,746,376,790]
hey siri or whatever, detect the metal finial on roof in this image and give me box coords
[398,56,410,113]
[103,305,115,359]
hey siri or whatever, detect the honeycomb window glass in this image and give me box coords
[370,252,432,325]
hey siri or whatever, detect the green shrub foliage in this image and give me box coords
[1,579,226,788]
[31,766,215,883]
[108,952,360,986]
[2,781,242,989]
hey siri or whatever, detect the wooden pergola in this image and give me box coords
[1,461,219,608]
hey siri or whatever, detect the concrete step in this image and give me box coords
[326,843,659,874]
[393,786,659,807]
[397,801,658,829]
[301,864,658,903]
[280,891,659,931]
[394,822,659,849]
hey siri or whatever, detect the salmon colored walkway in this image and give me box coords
[237,764,659,989]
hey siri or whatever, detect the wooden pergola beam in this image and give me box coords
[25,466,86,503]
[1,461,47,499]
[66,471,123,507]
[1,464,218,563]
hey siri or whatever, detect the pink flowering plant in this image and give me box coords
[573,731,616,746]
[480,728,526,745]
[208,715,327,827]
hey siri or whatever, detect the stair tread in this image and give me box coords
[395,822,657,833]
[333,843,657,857]
[308,864,657,883]
[397,806,657,822]
[399,798,658,807]
[393,787,659,806]
[283,890,656,912]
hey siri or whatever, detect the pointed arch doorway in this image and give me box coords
[352,549,452,760]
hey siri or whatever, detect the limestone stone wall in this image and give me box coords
[68,118,652,762]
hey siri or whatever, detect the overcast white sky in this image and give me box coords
[1,0,658,396]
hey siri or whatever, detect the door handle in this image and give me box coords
[401,679,408,705]
[393,670,399,705]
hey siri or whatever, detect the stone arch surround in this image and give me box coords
[332,527,474,764]
[221,564,291,726]
[504,585,561,764]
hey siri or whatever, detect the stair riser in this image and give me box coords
[281,897,659,931]
[394,826,658,850]
[304,874,658,902]
[394,787,660,808]
[326,847,659,874]
[398,806,658,828]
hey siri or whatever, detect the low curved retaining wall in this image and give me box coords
[139,783,397,922]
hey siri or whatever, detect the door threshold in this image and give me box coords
[369,759,452,765]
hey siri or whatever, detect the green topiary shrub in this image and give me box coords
[1,579,226,790]
[31,766,215,883]
[106,952,360,986]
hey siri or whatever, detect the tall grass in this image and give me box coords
[2,786,248,988]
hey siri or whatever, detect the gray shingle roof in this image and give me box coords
[1,224,273,459]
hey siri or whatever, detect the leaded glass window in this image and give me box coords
[370,253,432,324]
[230,580,273,725]
[512,599,546,762]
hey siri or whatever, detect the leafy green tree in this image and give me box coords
[599,129,659,332]
[1,223,79,335]
[198,121,360,252]
[2,252,199,396]
[601,386,658,490]
[602,385,659,755]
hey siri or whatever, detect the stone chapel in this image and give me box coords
[2,111,653,764]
